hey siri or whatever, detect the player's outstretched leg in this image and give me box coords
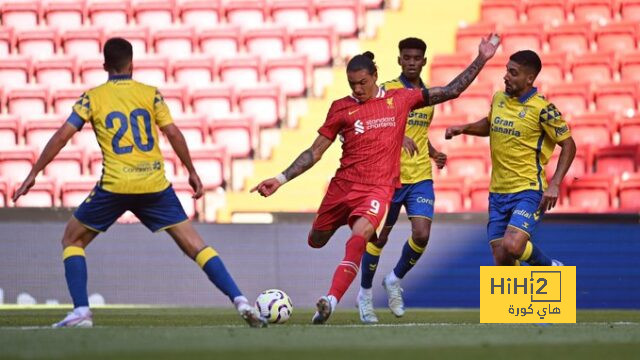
[53,217,99,328]
[358,230,390,324]
[166,222,267,328]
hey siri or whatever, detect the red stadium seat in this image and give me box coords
[265,55,308,97]
[208,115,254,158]
[619,51,640,83]
[43,1,84,30]
[23,115,66,151]
[594,145,639,176]
[237,83,282,128]
[133,0,174,29]
[0,146,35,183]
[1,2,39,30]
[594,81,637,116]
[594,20,637,54]
[61,28,102,60]
[191,84,235,119]
[433,176,465,212]
[159,149,179,180]
[72,124,100,152]
[430,53,473,88]
[199,26,241,59]
[445,145,490,178]
[618,116,640,145]
[60,178,97,207]
[189,145,227,189]
[171,57,215,87]
[157,83,188,115]
[16,28,57,60]
[170,113,208,148]
[567,174,613,211]
[569,0,614,23]
[132,56,168,86]
[244,26,288,60]
[477,53,510,90]
[480,0,521,25]
[43,146,85,180]
[468,175,490,211]
[0,176,8,207]
[33,56,76,87]
[78,58,105,86]
[6,85,49,117]
[570,51,615,84]
[0,27,12,57]
[546,145,592,191]
[619,0,640,21]
[225,0,266,28]
[315,0,360,37]
[449,82,493,119]
[109,27,151,56]
[501,23,544,54]
[178,0,221,28]
[547,22,592,55]
[171,181,196,218]
[546,82,591,116]
[568,112,614,147]
[218,55,260,88]
[619,172,640,210]
[428,114,469,151]
[87,1,130,30]
[290,25,334,66]
[525,0,567,25]
[153,27,195,59]
[536,52,567,88]
[0,56,30,87]
[0,114,20,147]
[270,0,312,29]
[12,176,56,207]
[455,23,496,55]
[51,85,88,115]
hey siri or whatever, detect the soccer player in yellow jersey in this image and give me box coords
[12,38,266,328]
[357,38,448,323]
[445,50,576,267]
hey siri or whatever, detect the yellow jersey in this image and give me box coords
[381,75,435,184]
[487,88,572,194]
[67,74,173,194]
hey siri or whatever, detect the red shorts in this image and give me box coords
[312,178,394,234]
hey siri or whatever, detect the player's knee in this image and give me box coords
[411,231,430,248]
[502,237,525,259]
[373,234,389,248]
[307,231,328,249]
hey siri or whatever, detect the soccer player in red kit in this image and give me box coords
[252,35,501,324]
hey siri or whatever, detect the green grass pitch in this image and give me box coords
[1,308,639,360]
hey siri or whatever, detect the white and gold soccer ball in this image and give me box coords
[255,289,293,324]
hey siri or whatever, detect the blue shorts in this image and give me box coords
[385,180,435,227]
[487,190,543,242]
[74,185,188,233]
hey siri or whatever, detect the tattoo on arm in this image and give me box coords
[424,56,486,106]
[282,149,315,181]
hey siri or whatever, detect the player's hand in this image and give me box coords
[12,173,36,203]
[433,151,447,169]
[250,178,281,197]
[478,33,500,61]
[445,126,464,139]
[538,182,560,212]
[402,136,419,157]
[188,171,204,199]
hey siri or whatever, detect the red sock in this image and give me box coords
[328,234,367,301]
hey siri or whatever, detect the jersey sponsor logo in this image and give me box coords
[122,161,161,174]
[416,196,434,205]
[513,208,532,219]
[354,120,365,134]
[491,116,521,137]
[348,108,360,115]
[555,125,569,137]
[366,117,396,130]
[407,119,430,127]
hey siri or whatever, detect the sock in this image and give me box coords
[328,234,366,302]
[360,242,382,289]
[392,237,425,279]
[327,295,338,310]
[233,296,250,311]
[358,287,372,299]
[196,247,243,302]
[386,271,400,284]
[63,246,89,308]
[519,241,552,266]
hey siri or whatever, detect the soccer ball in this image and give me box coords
[255,289,293,324]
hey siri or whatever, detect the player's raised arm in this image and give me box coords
[160,123,203,199]
[251,134,333,197]
[12,121,80,202]
[422,34,500,106]
[445,117,491,139]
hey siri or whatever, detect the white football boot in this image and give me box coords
[382,274,405,317]
[311,296,333,324]
[52,310,93,328]
[237,302,268,328]
[357,292,379,324]
[551,259,564,266]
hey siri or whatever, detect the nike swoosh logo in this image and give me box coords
[348,109,359,115]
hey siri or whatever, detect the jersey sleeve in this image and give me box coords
[68,92,92,129]
[405,88,426,110]
[317,101,343,141]
[154,89,174,127]
[539,103,571,143]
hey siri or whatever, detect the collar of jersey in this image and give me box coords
[516,87,537,103]
[398,73,427,91]
[349,87,385,103]
[108,74,133,81]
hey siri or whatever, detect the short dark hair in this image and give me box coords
[103,37,133,72]
[398,37,426,53]
[509,50,542,77]
[346,51,377,75]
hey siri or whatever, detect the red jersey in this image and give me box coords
[318,87,425,187]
